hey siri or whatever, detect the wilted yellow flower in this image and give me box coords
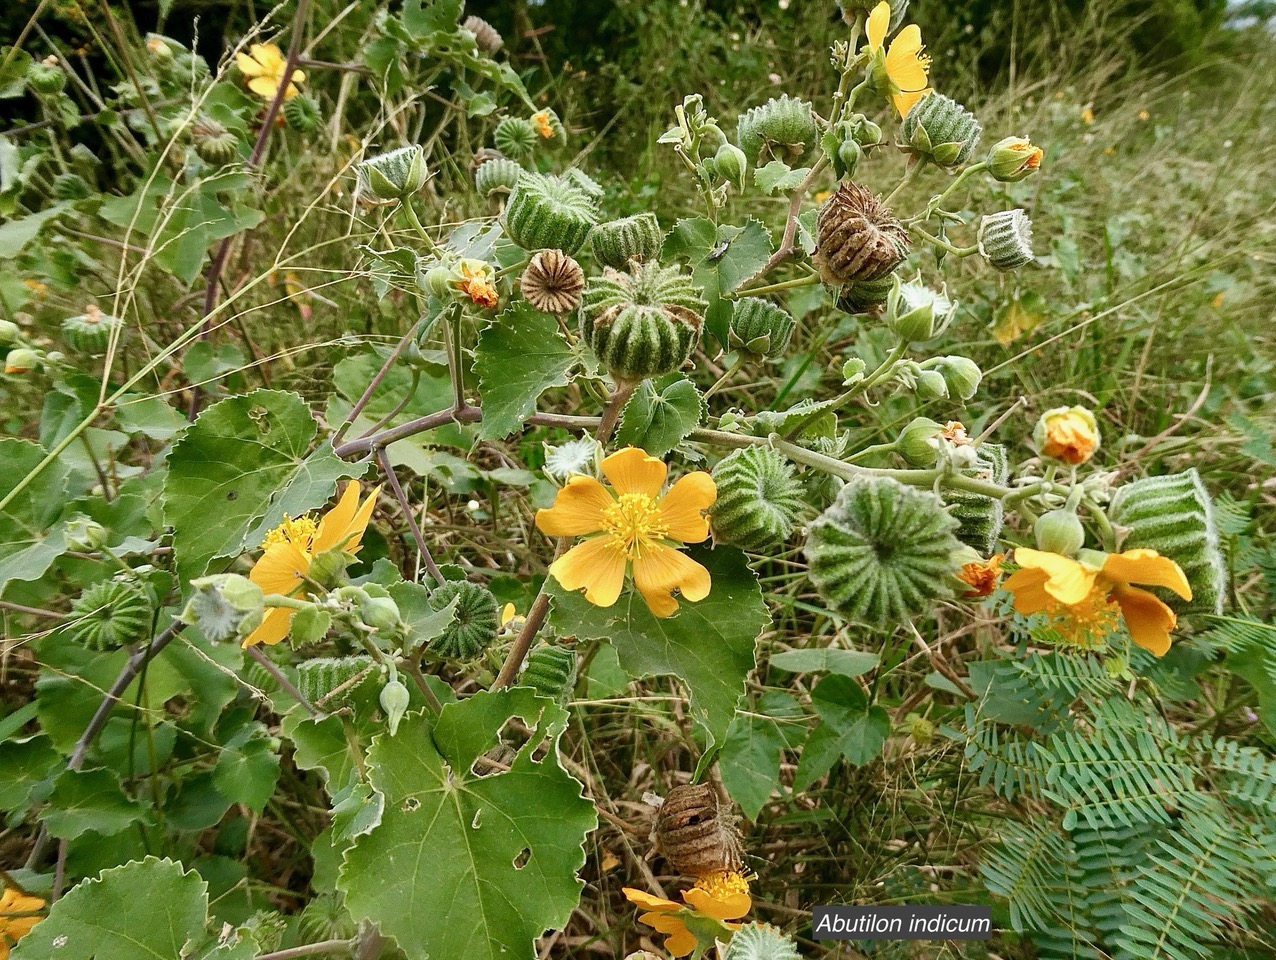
[536,447,715,618]
[987,136,1044,182]
[1034,406,1100,465]
[1005,547,1191,656]
[1,887,46,959]
[865,1,931,117]
[236,42,305,101]
[958,553,1003,598]
[531,110,555,139]
[244,482,380,647]
[451,259,499,309]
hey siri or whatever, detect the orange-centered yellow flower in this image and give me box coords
[1,887,45,959]
[244,482,381,647]
[536,447,715,618]
[1034,406,1100,465]
[865,1,931,117]
[453,259,499,308]
[1004,547,1192,656]
[623,871,752,958]
[236,42,305,101]
[958,553,1003,598]
[531,110,556,139]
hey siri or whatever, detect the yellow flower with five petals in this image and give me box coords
[1004,547,1192,656]
[1,887,46,959]
[243,482,381,647]
[865,1,931,117]
[622,871,752,958]
[236,42,305,101]
[535,447,715,618]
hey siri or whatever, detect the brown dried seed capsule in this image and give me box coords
[652,783,743,877]
[521,249,585,314]
[463,15,503,54]
[471,147,506,170]
[813,182,910,286]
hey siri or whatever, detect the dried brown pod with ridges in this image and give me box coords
[652,783,743,877]
[813,182,910,285]
[463,15,503,54]
[521,249,585,315]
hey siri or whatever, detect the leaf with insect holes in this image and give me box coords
[615,376,706,457]
[475,303,576,439]
[163,390,367,581]
[662,217,773,347]
[547,545,767,749]
[339,689,595,960]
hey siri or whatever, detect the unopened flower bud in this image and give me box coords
[360,593,401,632]
[1034,406,1100,465]
[28,60,66,95]
[183,574,265,642]
[714,142,747,190]
[987,136,1043,182]
[380,677,411,735]
[931,355,982,401]
[64,516,108,551]
[4,348,39,374]
[1034,509,1086,556]
[418,261,452,299]
[356,145,430,203]
[885,276,957,343]
[0,319,20,345]
[916,369,949,400]
[837,138,862,178]
[896,417,945,467]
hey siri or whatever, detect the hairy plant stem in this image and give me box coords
[247,645,321,719]
[257,939,357,960]
[912,226,979,258]
[782,339,910,440]
[332,322,422,448]
[596,380,637,444]
[376,447,446,585]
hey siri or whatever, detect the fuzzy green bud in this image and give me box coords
[978,210,1035,271]
[360,594,401,632]
[714,142,747,190]
[901,93,982,167]
[1034,509,1087,556]
[837,138,862,178]
[4,348,39,375]
[28,60,66,95]
[930,355,982,401]
[356,145,430,203]
[885,276,957,343]
[419,262,452,299]
[64,515,108,551]
[379,677,411,736]
[987,136,1044,182]
[896,417,945,467]
[184,574,265,643]
[915,369,949,400]
[0,320,20,345]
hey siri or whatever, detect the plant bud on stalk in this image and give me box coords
[183,574,265,642]
[1034,509,1087,555]
[28,58,66,95]
[380,673,411,736]
[0,319,21,344]
[4,348,40,374]
[915,369,949,400]
[1034,405,1100,465]
[927,355,982,400]
[978,210,1035,271]
[356,145,430,203]
[987,136,1044,182]
[885,275,957,343]
[714,142,748,190]
[64,516,108,551]
[896,417,945,466]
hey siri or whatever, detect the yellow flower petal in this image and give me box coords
[249,541,311,595]
[1003,567,1052,614]
[1102,549,1192,601]
[866,1,890,50]
[1013,548,1097,606]
[535,475,613,537]
[632,543,711,618]
[639,912,697,957]
[549,537,628,608]
[1111,583,1177,657]
[892,87,930,118]
[235,50,267,77]
[622,888,681,913]
[313,483,380,555]
[885,24,929,90]
[601,447,667,497]
[658,472,716,544]
[248,76,285,98]
[682,888,751,922]
[242,605,294,648]
[251,43,285,73]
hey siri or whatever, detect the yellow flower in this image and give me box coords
[865,1,931,117]
[1,887,46,959]
[244,482,381,647]
[1004,547,1192,656]
[958,553,1003,598]
[452,259,500,309]
[499,602,526,635]
[535,447,715,618]
[1034,406,1100,465]
[623,871,752,958]
[531,110,556,139]
[1138,109,1150,121]
[235,42,305,101]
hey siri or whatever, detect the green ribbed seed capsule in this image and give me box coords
[901,93,982,167]
[503,172,599,254]
[945,443,1008,555]
[978,210,1035,271]
[722,922,802,960]
[519,644,577,703]
[710,446,805,551]
[474,157,523,198]
[589,213,663,269]
[283,93,322,132]
[52,173,90,201]
[579,260,706,383]
[736,94,819,163]
[61,305,124,353]
[296,655,380,708]
[805,477,962,628]
[429,580,500,659]
[67,579,153,651]
[836,274,896,314]
[494,116,537,160]
[1108,468,1225,615]
[728,297,795,361]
